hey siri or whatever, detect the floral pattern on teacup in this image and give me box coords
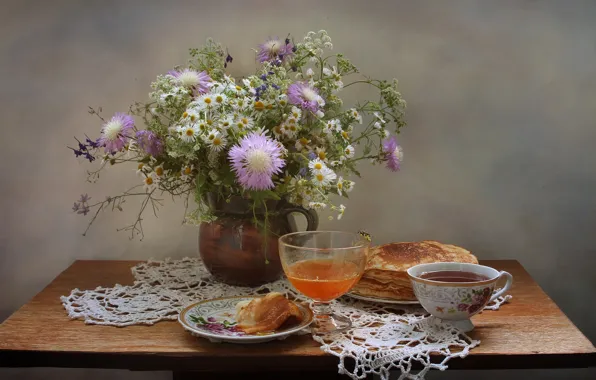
[411,280,496,320]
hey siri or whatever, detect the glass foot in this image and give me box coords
[312,313,352,333]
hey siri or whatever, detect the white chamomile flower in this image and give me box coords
[178,125,199,142]
[283,123,299,138]
[291,106,302,120]
[205,130,227,152]
[315,147,328,161]
[308,158,327,174]
[326,119,340,131]
[343,179,355,193]
[306,68,315,78]
[308,201,327,210]
[329,160,340,167]
[180,164,194,180]
[350,108,362,124]
[336,177,346,195]
[143,173,157,192]
[219,116,234,130]
[136,162,149,177]
[312,166,336,187]
[213,93,228,107]
[344,145,355,158]
[273,125,284,138]
[323,66,343,89]
[196,94,215,110]
[235,116,254,131]
[295,137,311,151]
[181,109,200,123]
[337,204,346,220]
[153,165,165,178]
[195,119,210,135]
[278,94,288,107]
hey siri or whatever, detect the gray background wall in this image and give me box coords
[1,0,594,378]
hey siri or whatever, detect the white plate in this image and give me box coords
[345,292,420,305]
[178,295,314,344]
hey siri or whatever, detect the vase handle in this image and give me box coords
[282,207,319,232]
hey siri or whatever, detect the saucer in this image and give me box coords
[178,296,313,344]
[345,292,420,305]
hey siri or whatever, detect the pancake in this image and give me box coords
[352,241,478,301]
[235,292,303,334]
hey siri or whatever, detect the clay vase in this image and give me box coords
[199,194,318,286]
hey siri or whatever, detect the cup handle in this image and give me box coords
[489,271,513,303]
[282,207,319,231]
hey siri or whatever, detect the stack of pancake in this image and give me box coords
[351,241,478,301]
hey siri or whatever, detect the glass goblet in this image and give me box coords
[279,231,369,333]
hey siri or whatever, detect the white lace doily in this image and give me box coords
[61,258,511,380]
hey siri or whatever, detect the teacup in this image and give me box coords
[407,262,512,332]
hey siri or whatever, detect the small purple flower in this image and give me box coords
[457,303,469,312]
[299,167,308,177]
[85,136,100,149]
[97,113,134,154]
[77,205,90,216]
[72,203,80,212]
[135,130,164,157]
[287,82,324,113]
[79,194,90,203]
[168,69,211,96]
[382,136,403,172]
[257,37,294,63]
[228,132,285,190]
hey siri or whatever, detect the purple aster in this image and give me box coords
[97,113,134,154]
[228,133,285,190]
[382,136,403,172]
[168,69,211,96]
[257,37,294,63]
[287,82,324,113]
[135,130,164,157]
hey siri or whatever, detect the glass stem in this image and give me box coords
[312,301,332,318]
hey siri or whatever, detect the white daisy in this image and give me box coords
[196,119,209,135]
[343,179,355,193]
[153,165,165,178]
[340,130,351,142]
[205,130,227,152]
[195,94,215,110]
[213,93,228,107]
[235,116,254,131]
[273,125,284,138]
[315,147,328,162]
[219,117,234,130]
[180,164,194,180]
[178,125,199,142]
[291,106,302,120]
[283,123,299,138]
[312,166,336,187]
[278,94,288,107]
[308,201,327,210]
[181,110,200,123]
[349,108,362,124]
[136,162,149,177]
[336,177,346,195]
[308,158,327,174]
[143,173,157,192]
[336,204,346,220]
[295,137,311,151]
[344,145,355,158]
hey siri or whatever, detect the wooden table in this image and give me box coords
[0,260,594,379]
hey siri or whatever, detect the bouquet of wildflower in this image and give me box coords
[70,30,406,239]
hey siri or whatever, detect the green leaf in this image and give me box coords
[249,190,280,202]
